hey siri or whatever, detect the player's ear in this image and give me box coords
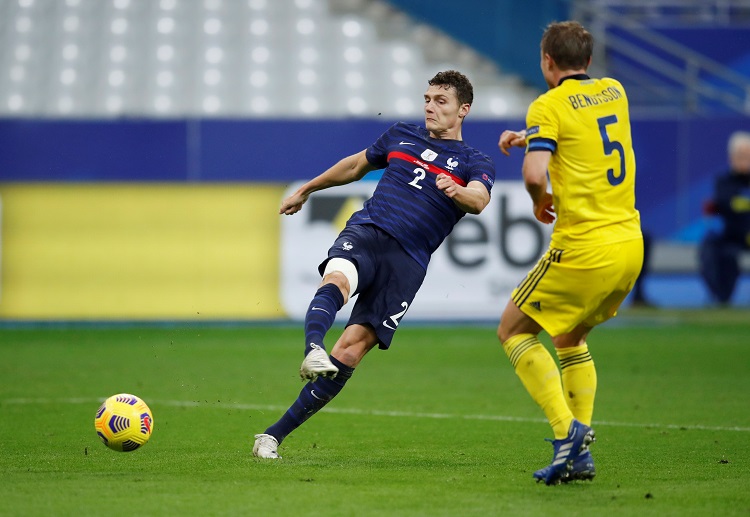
[459,103,470,119]
[542,53,553,72]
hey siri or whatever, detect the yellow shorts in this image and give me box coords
[511,238,644,336]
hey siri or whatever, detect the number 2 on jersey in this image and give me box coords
[409,167,426,189]
[597,115,626,186]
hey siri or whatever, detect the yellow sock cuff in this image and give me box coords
[556,343,593,371]
[502,333,541,368]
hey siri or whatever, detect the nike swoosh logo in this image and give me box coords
[311,307,330,315]
[399,141,415,145]
[383,320,396,330]
[310,390,324,401]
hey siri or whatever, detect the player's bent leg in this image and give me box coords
[255,325,377,458]
[301,265,354,379]
[502,332,574,440]
[259,354,357,456]
[498,301,573,439]
[498,300,597,484]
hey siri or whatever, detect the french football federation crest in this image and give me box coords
[446,157,458,170]
[421,149,438,162]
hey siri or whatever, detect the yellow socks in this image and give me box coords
[502,334,573,439]
[556,343,597,426]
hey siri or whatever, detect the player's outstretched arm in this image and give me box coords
[279,150,377,215]
[436,175,490,215]
[498,129,527,156]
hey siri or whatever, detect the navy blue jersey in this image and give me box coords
[348,122,495,269]
[714,171,750,245]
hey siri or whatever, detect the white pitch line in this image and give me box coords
[4,397,750,433]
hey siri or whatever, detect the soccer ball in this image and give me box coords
[94,393,154,452]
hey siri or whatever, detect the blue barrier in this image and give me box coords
[1,116,748,241]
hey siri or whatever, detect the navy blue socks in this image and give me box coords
[304,283,345,355]
[265,356,355,444]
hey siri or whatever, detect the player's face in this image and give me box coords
[423,85,468,137]
[731,141,750,174]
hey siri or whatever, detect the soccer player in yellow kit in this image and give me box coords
[497,21,643,485]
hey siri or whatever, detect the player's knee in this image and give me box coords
[551,329,589,349]
[496,324,506,344]
[323,258,359,298]
[497,318,515,344]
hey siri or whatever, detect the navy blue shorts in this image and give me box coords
[319,224,426,349]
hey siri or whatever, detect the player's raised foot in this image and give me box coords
[533,449,596,483]
[300,344,339,381]
[253,434,281,459]
[534,419,596,485]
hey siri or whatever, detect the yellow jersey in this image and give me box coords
[525,74,642,248]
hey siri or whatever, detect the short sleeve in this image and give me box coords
[525,96,558,154]
[467,152,495,195]
[365,124,396,169]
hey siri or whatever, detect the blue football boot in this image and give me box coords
[533,419,596,485]
[533,449,596,483]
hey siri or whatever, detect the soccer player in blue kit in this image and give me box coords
[253,70,496,459]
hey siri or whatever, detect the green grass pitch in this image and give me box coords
[1,309,749,516]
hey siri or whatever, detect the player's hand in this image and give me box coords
[498,129,527,156]
[436,173,459,198]
[533,192,556,224]
[279,191,309,215]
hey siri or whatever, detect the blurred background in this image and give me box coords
[0,0,748,321]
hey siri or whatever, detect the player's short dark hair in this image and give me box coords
[541,21,593,71]
[428,70,473,106]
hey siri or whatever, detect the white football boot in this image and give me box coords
[299,344,339,381]
[253,434,281,459]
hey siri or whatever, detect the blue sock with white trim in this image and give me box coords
[264,356,355,444]
[304,283,344,355]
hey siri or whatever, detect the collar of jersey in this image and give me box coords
[557,73,590,86]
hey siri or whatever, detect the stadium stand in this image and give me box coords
[0,0,538,118]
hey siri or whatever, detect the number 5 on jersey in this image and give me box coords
[597,115,626,186]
